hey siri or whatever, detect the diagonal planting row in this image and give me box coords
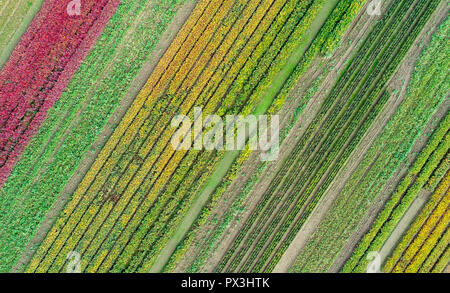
[216,0,441,272]
[108,0,336,273]
[0,0,191,273]
[25,0,227,272]
[0,0,43,66]
[27,0,327,272]
[216,0,411,272]
[342,111,450,272]
[426,153,449,192]
[42,0,267,273]
[58,0,312,272]
[53,0,267,273]
[384,170,449,273]
[75,0,324,272]
[0,0,120,185]
[256,0,443,272]
[291,12,449,273]
[424,230,450,273]
[162,0,368,273]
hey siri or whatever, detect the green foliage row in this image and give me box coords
[291,3,448,274]
[163,0,367,272]
[95,0,320,273]
[216,0,433,272]
[342,9,449,270]
[343,115,449,272]
[31,0,331,273]
[249,0,439,272]
[384,171,449,273]
[121,0,334,272]
[0,0,187,272]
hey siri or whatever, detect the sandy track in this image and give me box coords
[171,31,329,274]
[12,0,197,272]
[378,189,431,267]
[326,3,450,272]
[272,0,385,272]
[0,0,44,69]
[172,0,380,272]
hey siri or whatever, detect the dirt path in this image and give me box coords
[326,4,450,272]
[275,0,449,273]
[271,0,384,273]
[328,100,450,273]
[153,0,350,273]
[0,0,44,69]
[11,0,197,272]
[378,189,431,266]
[192,0,383,273]
[173,0,449,273]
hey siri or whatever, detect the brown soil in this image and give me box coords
[378,189,431,267]
[171,0,382,272]
[327,3,450,272]
[176,0,450,273]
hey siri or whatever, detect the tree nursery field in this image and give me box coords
[0,0,448,275]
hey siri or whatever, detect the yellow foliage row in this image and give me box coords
[426,153,449,190]
[129,0,310,271]
[418,222,449,272]
[403,205,450,273]
[29,0,295,272]
[107,0,313,272]
[99,151,215,272]
[87,0,290,272]
[74,0,228,213]
[36,0,235,272]
[384,172,449,272]
[85,0,296,272]
[130,0,308,271]
[63,0,263,272]
[25,0,220,272]
[431,241,450,273]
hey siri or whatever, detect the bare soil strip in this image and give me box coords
[153,0,349,272]
[329,101,450,272]
[170,0,376,273]
[0,0,44,69]
[11,0,197,272]
[377,189,431,266]
[271,1,385,273]
[326,4,450,272]
[278,2,448,273]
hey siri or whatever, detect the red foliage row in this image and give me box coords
[0,0,121,186]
